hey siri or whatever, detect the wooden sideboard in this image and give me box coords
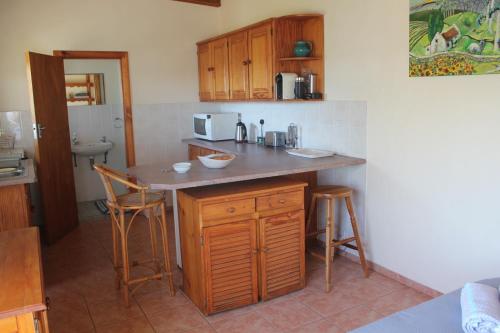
[197,14,324,102]
[178,177,307,315]
[0,227,49,333]
[0,184,32,232]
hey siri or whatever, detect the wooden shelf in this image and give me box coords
[67,97,94,102]
[279,57,321,61]
[65,82,94,87]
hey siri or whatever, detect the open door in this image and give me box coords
[26,51,78,244]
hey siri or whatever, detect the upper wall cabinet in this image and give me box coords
[196,14,324,102]
[198,38,230,101]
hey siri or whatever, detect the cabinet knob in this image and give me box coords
[279,199,286,204]
[242,60,248,65]
[247,59,252,65]
[227,207,236,213]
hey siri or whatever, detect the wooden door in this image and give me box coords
[210,38,230,100]
[26,52,78,244]
[259,210,305,300]
[197,43,213,101]
[228,31,249,100]
[248,23,274,100]
[203,219,259,314]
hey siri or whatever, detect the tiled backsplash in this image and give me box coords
[0,111,33,151]
[68,104,127,202]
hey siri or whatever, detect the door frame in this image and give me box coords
[53,50,136,167]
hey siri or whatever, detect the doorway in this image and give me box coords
[54,51,136,223]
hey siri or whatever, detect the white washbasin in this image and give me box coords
[71,141,113,157]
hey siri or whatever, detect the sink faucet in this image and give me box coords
[72,132,79,145]
[100,136,107,143]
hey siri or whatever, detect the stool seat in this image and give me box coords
[116,192,164,208]
[311,186,352,198]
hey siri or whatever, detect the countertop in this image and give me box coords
[0,159,36,187]
[127,139,366,190]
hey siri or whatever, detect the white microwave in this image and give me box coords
[193,112,239,141]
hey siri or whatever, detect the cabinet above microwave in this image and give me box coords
[196,14,324,103]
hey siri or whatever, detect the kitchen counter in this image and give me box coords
[128,139,366,190]
[0,159,36,187]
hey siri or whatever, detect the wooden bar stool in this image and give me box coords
[94,164,175,306]
[306,186,369,292]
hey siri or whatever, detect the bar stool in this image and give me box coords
[306,185,369,292]
[94,164,175,306]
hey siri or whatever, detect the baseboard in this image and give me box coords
[337,250,443,298]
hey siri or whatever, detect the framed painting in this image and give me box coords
[410,0,500,76]
[173,0,221,7]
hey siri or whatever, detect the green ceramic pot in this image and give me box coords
[294,41,312,57]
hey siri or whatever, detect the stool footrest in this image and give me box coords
[306,229,326,238]
[332,237,356,248]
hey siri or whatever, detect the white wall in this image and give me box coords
[221,0,500,293]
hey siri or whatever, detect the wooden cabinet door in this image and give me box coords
[210,38,230,100]
[248,23,274,100]
[259,210,305,300]
[228,31,249,100]
[198,43,213,101]
[203,219,259,314]
[188,144,201,160]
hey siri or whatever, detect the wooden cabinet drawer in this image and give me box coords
[256,190,303,212]
[202,198,255,220]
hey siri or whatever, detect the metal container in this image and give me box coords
[265,131,287,147]
[287,123,299,149]
[306,73,318,94]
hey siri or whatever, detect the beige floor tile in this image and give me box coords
[147,304,210,333]
[365,287,432,316]
[297,287,365,317]
[290,319,345,333]
[135,289,190,316]
[326,304,384,332]
[88,299,144,326]
[210,311,281,333]
[95,316,155,333]
[255,297,322,331]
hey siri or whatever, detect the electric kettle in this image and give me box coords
[235,119,247,143]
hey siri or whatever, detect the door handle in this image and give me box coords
[33,123,46,139]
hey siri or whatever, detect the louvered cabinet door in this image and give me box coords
[259,210,305,300]
[203,219,259,314]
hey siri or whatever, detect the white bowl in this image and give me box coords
[173,162,192,173]
[198,153,235,169]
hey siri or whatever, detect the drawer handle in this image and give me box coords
[279,199,286,204]
[227,207,236,213]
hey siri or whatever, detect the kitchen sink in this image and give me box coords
[71,141,113,157]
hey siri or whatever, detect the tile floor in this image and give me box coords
[43,213,432,333]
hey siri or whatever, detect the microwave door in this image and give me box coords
[194,117,207,136]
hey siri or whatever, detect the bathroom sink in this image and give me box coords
[71,141,113,157]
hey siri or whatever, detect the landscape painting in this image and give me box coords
[410,0,500,76]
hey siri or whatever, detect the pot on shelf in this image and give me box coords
[293,40,312,57]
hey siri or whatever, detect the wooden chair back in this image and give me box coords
[94,164,147,206]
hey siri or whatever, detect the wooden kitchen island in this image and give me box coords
[178,177,307,315]
[127,140,365,314]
